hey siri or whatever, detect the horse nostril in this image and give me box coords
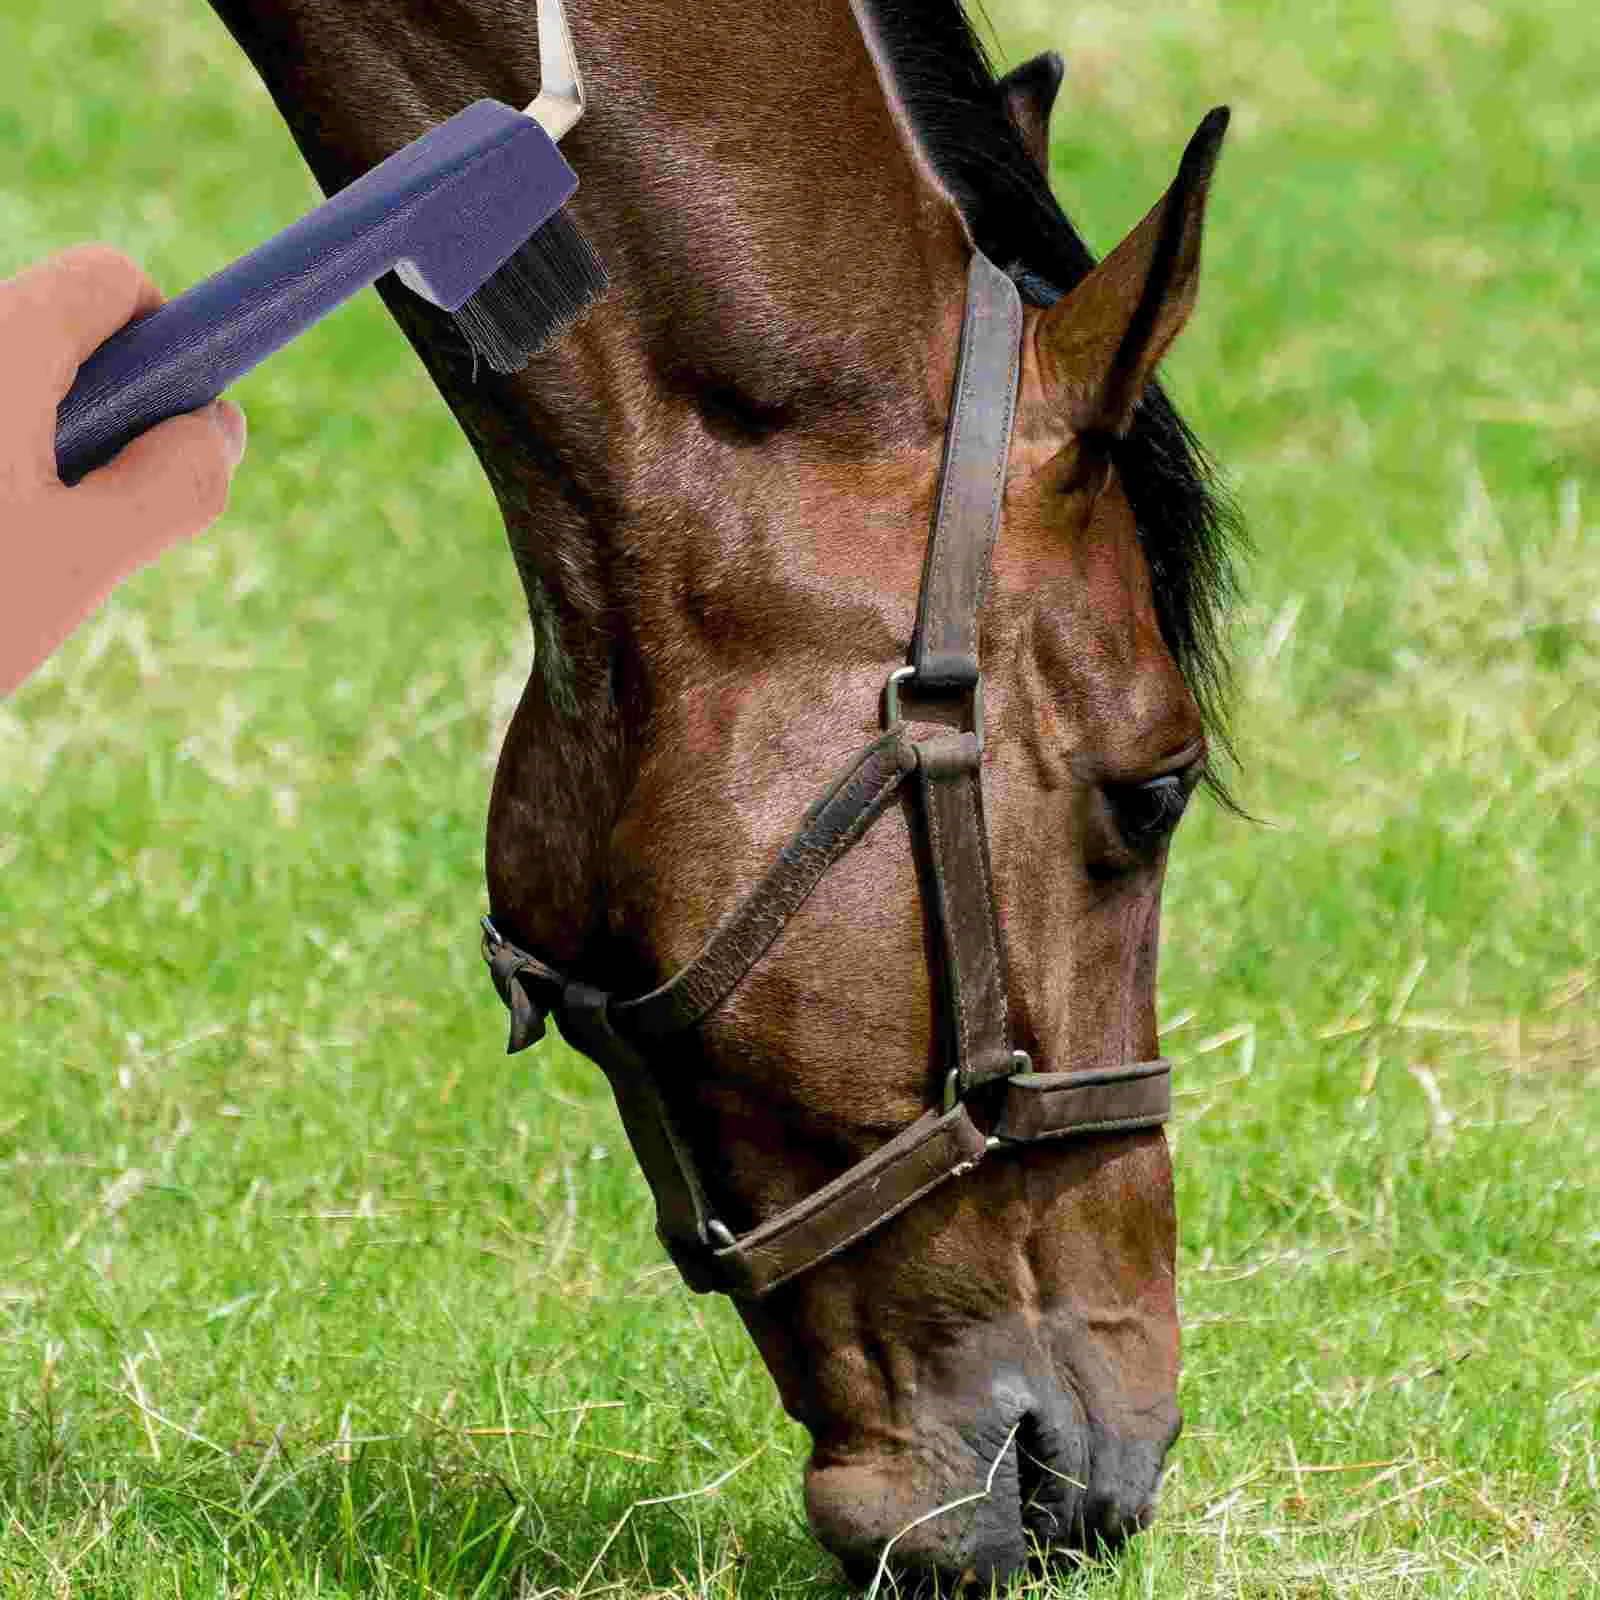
[1013,1407,1090,1546]
[1015,1415,1040,1501]
[1014,1412,1061,1538]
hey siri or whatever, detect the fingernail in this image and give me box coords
[212,399,247,469]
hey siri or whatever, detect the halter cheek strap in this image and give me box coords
[479,251,1171,1300]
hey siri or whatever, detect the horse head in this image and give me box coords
[207,0,1238,1585]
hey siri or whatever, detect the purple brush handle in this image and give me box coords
[55,99,575,483]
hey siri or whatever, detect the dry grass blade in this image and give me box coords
[572,1447,766,1598]
[864,1422,1022,1600]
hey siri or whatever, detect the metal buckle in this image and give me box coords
[942,1050,1031,1114]
[882,664,985,749]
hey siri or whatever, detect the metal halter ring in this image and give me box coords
[883,664,986,749]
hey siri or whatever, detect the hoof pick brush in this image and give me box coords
[55,0,605,485]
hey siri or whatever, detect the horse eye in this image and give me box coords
[1109,774,1188,847]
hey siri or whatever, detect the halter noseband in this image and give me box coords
[480,251,1172,1300]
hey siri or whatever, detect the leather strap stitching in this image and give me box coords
[711,1105,989,1298]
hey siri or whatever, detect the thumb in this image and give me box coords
[71,400,247,569]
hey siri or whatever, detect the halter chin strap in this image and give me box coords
[479,251,1172,1300]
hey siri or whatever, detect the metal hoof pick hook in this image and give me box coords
[525,0,586,142]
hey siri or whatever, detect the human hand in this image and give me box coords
[2,244,247,695]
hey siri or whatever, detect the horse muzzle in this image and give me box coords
[803,1366,1181,1590]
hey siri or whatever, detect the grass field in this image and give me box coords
[2,0,1595,1594]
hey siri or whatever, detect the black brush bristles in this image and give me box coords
[451,208,608,374]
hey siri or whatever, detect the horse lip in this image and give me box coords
[804,1367,1178,1584]
[813,1410,1173,1591]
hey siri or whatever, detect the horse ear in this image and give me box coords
[1039,108,1229,438]
[997,51,1065,175]
[849,0,977,252]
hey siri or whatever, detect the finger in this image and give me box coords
[68,402,243,575]
[1,244,163,401]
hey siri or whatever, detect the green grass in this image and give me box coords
[2,0,1595,1594]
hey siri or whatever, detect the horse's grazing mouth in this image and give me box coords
[204,0,1241,1587]
[802,1327,1184,1588]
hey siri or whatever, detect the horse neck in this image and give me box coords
[210,0,970,953]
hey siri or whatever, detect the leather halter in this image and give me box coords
[480,251,1172,1300]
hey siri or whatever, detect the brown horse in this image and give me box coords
[207,0,1240,1586]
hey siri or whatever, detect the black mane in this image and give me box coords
[863,0,1245,778]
